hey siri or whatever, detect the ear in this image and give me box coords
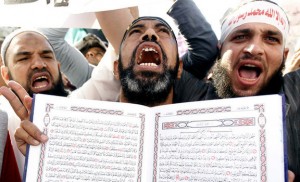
[217,42,222,50]
[283,47,289,62]
[176,60,183,79]
[1,65,10,84]
[113,60,120,80]
[57,61,61,70]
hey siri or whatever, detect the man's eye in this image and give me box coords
[18,57,28,61]
[43,56,53,59]
[128,29,141,36]
[233,35,246,40]
[42,54,55,59]
[159,28,170,34]
[266,36,280,43]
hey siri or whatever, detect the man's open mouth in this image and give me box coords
[137,45,161,67]
[238,64,262,80]
[31,72,52,92]
[32,76,49,89]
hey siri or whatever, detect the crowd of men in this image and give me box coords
[0,0,299,181]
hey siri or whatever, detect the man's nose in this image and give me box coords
[31,57,46,69]
[141,29,159,42]
[244,39,264,56]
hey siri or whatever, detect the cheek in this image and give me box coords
[220,45,240,70]
[9,64,29,78]
[266,50,284,69]
[49,64,61,80]
[220,53,234,71]
[164,43,178,61]
[122,41,135,54]
[266,58,283,76]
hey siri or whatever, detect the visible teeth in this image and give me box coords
[35,76,47,81]
[139,63,158,67]
[244,64,256,67]
[34,85,47,89]
[142,47,157,53]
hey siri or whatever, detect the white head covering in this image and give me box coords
[0,28,50,66]
[220,1,289,44]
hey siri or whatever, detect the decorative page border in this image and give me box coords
[152,113,160,182]
[153,104,267,182]
[255,104,267,182]
[36,102,147,181]
[137,113,145,182]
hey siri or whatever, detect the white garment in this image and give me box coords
[70,45,121,101]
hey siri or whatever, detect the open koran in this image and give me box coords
[23,94,287,182]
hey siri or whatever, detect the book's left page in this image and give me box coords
[23,94,149,182]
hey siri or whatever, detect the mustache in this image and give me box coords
[28,68,51,78]
[240,53,263,61]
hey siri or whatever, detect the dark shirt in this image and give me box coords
[284,70,300,180]
[168,0,218,80]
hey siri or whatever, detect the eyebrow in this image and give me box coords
[129,22,171,31]
[231,28,251,35]
[155,23,171,30]
[15,51,32,56]
[15,49,54,56]
[128,24,145,31]
[232,28,282,36]
[265,30,281,37]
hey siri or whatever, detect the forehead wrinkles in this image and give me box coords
[122,17,176,41]
[228,23,283,40]
[125,20,174,40]
[7,35,55,64]
[9,33,51,51]
[129,20,170,30]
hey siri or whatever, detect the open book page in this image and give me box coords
[24,94,153,182]
[151,94,286,182]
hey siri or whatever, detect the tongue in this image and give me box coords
[239,69,257,79]
[33,80,48,88]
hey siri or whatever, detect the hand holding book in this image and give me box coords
[0,81,48,155]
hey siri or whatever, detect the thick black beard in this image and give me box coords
[118,51,179,107]
[9,69,69,97]
[211,59,284,98]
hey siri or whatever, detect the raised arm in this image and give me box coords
[95,7,137,54]
[38,28,94,88]
[70,8,137,100]
[168,0,218,79]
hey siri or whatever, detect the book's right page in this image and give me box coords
[151,94,286,182]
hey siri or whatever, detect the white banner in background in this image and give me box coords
[0,0,139,28]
